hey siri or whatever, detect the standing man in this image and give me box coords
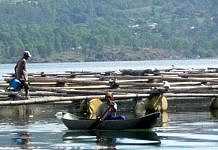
[14,51,31,99]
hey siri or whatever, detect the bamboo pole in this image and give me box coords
[0,81,7,84]
[65,71,101,75]
[0,92,217,106]
[4,81,218,93]
[5,74,218,83]
[5,68,214,79]
[30,84,134,91]
[0,83,8,88]
[165,93,218,97]
[0,94,150,106]
[145,76,218,83]
[8,84,218,98]
[0,79,207,90]
[179,73,218,78]
[97,75,218,83]
[98,75,178,80]
[120,82,202,87]
[30,86,110,91]
[31,88,105,95]
[169,85,218,91]
[0,95,8,98]
[4,77,153,85]
[1,91,69,97]
[30,71,100,76]
[4,77,108,85]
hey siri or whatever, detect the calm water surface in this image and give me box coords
[0,104,218,150]
[1,59,218,149]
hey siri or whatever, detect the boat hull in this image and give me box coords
[62,112,160,130]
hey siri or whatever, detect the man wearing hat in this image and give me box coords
[14,51,31,99]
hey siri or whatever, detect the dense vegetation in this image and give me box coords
[0,0,218,63]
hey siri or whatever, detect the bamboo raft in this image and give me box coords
[1,67,218,107]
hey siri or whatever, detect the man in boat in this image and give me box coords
[100,92,126,120]
[81,92,126,120]
[145,88,168,114]
[13,50,31,99]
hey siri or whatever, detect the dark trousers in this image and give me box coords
[105,113,127,120]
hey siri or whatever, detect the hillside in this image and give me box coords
[0,0,218,63]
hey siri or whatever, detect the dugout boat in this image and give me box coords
[62,112,160,130]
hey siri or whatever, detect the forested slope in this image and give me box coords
[0,0,218,63]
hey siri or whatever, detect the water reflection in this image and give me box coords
[210,109,218,119]
[0,105,35,126]
[11,131,32,149]
[135,101,169,128]
[161,111,169,127]
[0,104,67,124]
[63,130,160,149]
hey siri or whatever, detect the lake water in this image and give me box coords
[0,104,218,150]
[1,58,218,79]
[1,59,218,149]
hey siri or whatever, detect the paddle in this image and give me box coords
[88,105,112,130]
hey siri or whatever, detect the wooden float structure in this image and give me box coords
[1,67,218,109]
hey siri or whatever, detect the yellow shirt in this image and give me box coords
[88,98,103,119]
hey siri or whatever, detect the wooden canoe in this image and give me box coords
[62,112,160,130]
